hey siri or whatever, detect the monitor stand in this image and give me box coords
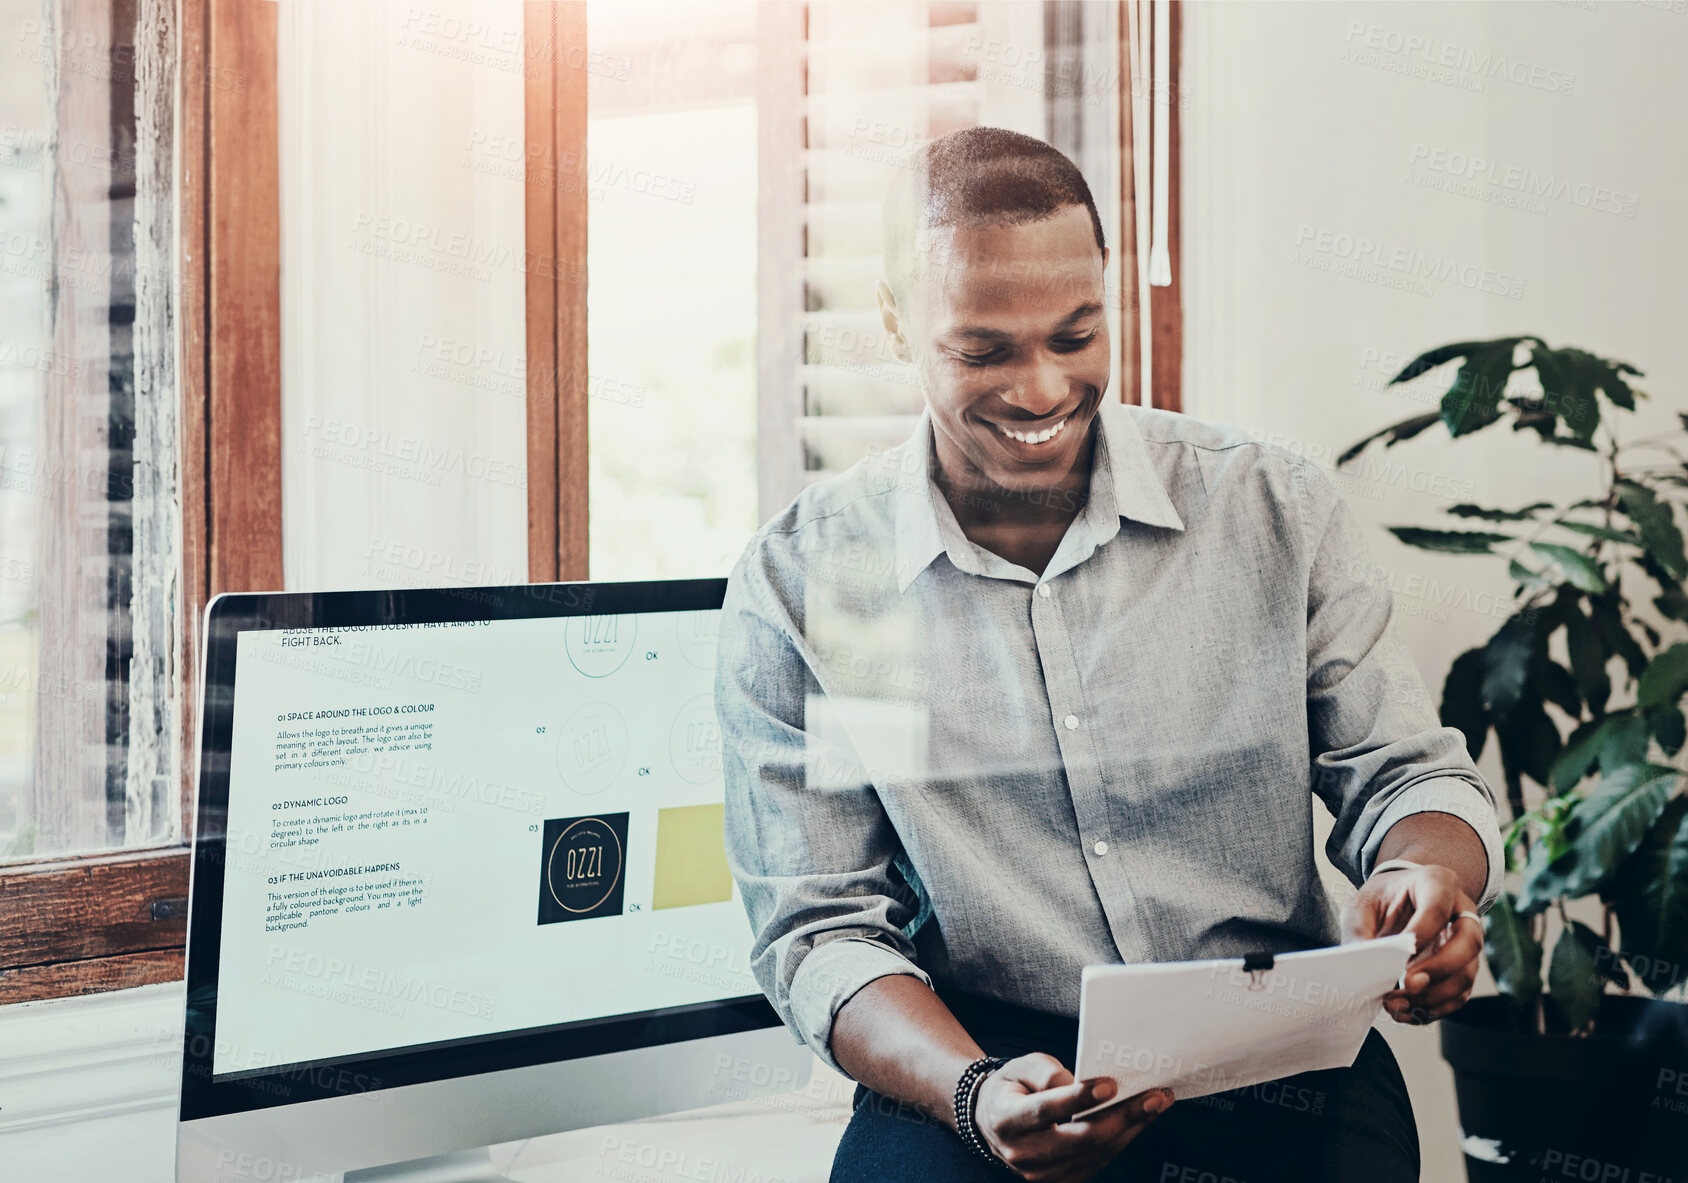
[344,1147,511,1183]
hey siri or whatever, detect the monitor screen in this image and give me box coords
[184,582,775,1117]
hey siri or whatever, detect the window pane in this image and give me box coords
[0,0,176,861]
[585,0,759,581]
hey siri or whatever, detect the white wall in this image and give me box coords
[278,1,529,591]
[1183,4,1688,1178]
[1184,0,1685,680]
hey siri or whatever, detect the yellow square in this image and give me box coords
[653,803,734,910]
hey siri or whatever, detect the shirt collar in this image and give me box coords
[891,398,1185,593]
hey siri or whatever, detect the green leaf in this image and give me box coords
[1442,342,1519,437]
[1537,435,1600,451]
[1533,343,1644,423]
[1653,706,1686,758]
[1388,527,1513,554]
[1335,411,1444,466]
[1448,502,1553,522]
[1536,660,1581,718]
[1655,589,1688,623]
[1527,543,1609,594]
[1497,698,1563,789]
[1638,643,1688,709]
[1548,713,1652,792]
[1609,795,1688,994]
[1547,922,1605,1031]
[1570,346,1643,413]
[1596,714,1653,775]
[1616,479,1688,581]
[1556,520,1644,546]
[1518,764,1679,910]
[1482,893,1542,1015]
[1482,617,1536,717]
[1509,559,1550,592]
[1564,605,1610,715]
[1549,718,1607,793]
[1388,340,1502,385]
[1589,595,1647,678]
[1529,348,1603,441]
[1441,648,1490,761]
[1529,353,1599,442]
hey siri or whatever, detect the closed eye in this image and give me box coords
[1051,330,1100,353]
[952,329,1098,367]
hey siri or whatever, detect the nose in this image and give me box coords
[1001,354,1068,418]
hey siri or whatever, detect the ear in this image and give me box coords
[876,279,913,364]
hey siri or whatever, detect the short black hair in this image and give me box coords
[882,126,1106,300]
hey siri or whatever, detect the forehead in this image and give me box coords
[912,205,1104,326]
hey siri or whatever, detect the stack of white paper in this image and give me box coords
[1071,933,1417,1117]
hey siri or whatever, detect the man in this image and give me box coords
[714,127,1501,1182]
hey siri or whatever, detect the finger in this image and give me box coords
[1399,883,1466,962]
[1391,989,1472,1025]
[1387,967,1476,1024]
[997,1052,1075,1095]
[1412,964,1478,1013]
[1004,1090,1173,1173]
[1398,920,1482,994]
[1379,886,1415,938]
[1340,897,1379,942]
[995,1078,1105,1137]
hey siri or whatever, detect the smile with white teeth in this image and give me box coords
[996,415,1069,446]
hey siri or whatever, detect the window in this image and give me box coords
[1,0,1179,1003]
[585,0,759,581]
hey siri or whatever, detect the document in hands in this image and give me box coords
[1071,933,1417,1118]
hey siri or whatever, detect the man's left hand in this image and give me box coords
[1341,863,1482,1024]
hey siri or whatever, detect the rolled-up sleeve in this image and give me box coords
[1300,463,1505,914]
[714,545,933,1078]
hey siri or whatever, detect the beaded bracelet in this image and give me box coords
[953,1054,1011,1166]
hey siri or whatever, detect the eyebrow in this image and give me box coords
[949,302,1105,342]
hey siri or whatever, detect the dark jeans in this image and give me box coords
[830,987,1419,1183]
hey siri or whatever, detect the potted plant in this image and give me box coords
[1340,337,1688,1182]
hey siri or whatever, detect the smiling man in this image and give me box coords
[715,128,1502,1183]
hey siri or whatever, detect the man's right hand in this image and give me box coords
[973,1053,1173,1182]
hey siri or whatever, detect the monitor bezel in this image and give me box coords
[181,579,780,1122]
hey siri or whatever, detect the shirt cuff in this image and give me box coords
[787,935,934,1079]
[1360,777,1505,914]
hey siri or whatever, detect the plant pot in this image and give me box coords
[1440,994,1688,1182]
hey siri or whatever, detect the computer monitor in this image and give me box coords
[178,580,812,1183]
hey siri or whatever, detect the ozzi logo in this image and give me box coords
[565,614,637,678]
[555,701,628,795]
[538,813,628,924]
[674,609,720,670]
[669,694,723,785]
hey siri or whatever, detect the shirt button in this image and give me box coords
[1063,714,1079,730]
[1037,583,1051,599]
[1093,840,1110,856]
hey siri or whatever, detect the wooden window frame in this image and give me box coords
[1118,0,1182,413]
[0,0,589,1005]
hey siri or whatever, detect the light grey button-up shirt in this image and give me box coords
[714,398,1504,1078]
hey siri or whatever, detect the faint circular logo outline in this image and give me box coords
[668,694,723,785]
[565,614,638,679]
[554,701,629,796]
[674,610,720,671]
